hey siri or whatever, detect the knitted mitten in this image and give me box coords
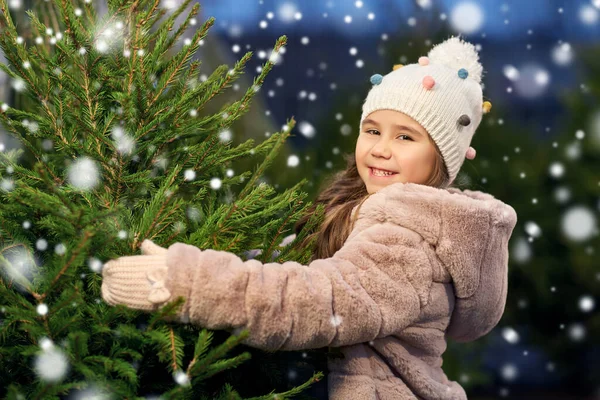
[101,240,171,311]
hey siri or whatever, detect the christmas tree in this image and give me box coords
[0,0,327,398]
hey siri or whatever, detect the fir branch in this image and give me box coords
[192,51,252,115]
[0,247,34,293]
[42,0,60,35]
[238,119,295,199]
[148,0,196,59]
[0,109,60,182]
[146,296,186,331]
[246,371,324,400]
[259,194,306,264]
[37,229,93,302]
[57,0,89,53]
[0,0,17,33]
[169,326,178,372]
[147,5,208,107]
[25,10,53,62]
[133,164,181,249]
[170,58,200,103]
[125,0,142,96]
[187,329,250,379]
[138,0,161,27]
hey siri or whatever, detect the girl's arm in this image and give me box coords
[157,221,427,352]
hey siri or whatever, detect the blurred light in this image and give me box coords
[548,162,565,178]
[450,1,484,34]
[278,2,298,22]
[500,363,519,382]
[512,237,532,264]
[579,4,599,25]
[287,154,300,167]
[298,121,316,138]
[514,64,550,99]
[579,295,595,312]
[502,327,520,344]
[524,221,542,238]
[567,323,586,341]
[417,0,432,9]
[561,206,597,242]
[551,42,574,66]
[503,65,520,81]
[553,186,571,204]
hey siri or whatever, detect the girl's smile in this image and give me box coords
[369,167,399,179]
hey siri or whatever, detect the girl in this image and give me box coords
[102,36,518,399]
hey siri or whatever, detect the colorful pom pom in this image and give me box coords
[483,101,492,114]
[393,64,404,71]
[458,114,471,126]
[458,68,469,79]
[428,36,483,84]
[370,74,383,85]
[465,147,476,160]
[418,56,429,66]
[422,75,435,90]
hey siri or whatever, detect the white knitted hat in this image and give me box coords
[359,36,491,187]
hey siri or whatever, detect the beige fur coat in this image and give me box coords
[102,182,518,399]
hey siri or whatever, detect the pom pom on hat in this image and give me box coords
[483,101,492,113]
[370,74,383,85]
[465,146,476,160]
[422,76,435,90]
[428,36,483,84]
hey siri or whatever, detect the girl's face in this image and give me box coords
[355,109,437,194]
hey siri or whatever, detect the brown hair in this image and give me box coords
[293,133,452,262]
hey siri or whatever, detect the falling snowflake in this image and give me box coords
[287,155,300,167]
[37,304,48,315]
[36,239,48,251]
[184,169,196,181]
[298,121,315,138]
[34,347,69,382]
[579,295,595,312]
[500,363,518,382]
[219,129,232,142]
[55,243,67,255]
[67,156,100,190]
[561,206,597,242]
[502,327,520,344]
[330,314,343,327]
[88,257,103,273]
[511,236,532,264]
[450,2,484,34]
[210,177,222,190]
[173,370,190,386]
[524,221,542,238]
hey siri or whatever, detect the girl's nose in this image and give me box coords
[371,140,392,158]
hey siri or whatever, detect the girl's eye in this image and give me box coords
[366,129,412,141]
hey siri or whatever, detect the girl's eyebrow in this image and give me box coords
[361,119,423,137]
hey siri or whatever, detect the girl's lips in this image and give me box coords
[369,167,398,178]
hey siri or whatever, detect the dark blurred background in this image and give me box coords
[1,0,599,399]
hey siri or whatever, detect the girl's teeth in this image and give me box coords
[373,168,394,176]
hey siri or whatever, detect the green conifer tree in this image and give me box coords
[0,0,327,398]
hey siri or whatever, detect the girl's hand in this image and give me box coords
[101,240,171,311]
